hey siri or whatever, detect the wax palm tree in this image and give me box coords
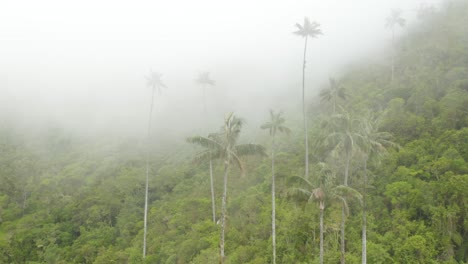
[146,71,166,96]
[142,70,166,258]
[196,72,215,112]
[261,110,291,264]
[322,111,362,186]
[294,17,323,179]
[289,163,361,264]
[321,111,364,264]
[358,115,398,264]
[386,9,406,82]
[290,177,326,264]
[187,132,222,224]
[320,78,347,114]
[187,113,265,263]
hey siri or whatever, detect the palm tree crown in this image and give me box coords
[146,71,166,94]
[196,72,215,86]
[261,110,291,137]
[320,78,348,113]
[386,9,406,29]
[215,113,266,167]
[294,17,323,38]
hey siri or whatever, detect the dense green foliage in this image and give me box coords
[1,2,467,263]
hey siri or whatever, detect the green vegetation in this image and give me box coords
[1,2,467,263]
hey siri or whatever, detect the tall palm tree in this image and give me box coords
[290,176,326,264]
[323,111,361,186]
[261,110,291,264]
[386,9,405,82]
[142,70,166,258]
[358,115,398,264]
[294,17,323,179]
[322,111,363,264]
[289,163,361,264]
[320,78,347,114]
[187,132,222,224]
[196,72,215,112]
[186,113,265,263]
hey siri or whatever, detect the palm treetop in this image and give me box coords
[358,114,400,157]
[386,9,406,29]
[196,72,215,86]
[146,70,166,92]
[288,175,362,214]
[187,113,266,174]
[320,78,348,110]
[321,77,347,98]
[221,112,243,148]
[261,110,291,137]
[293,17,323,38]
[322,111,361,148]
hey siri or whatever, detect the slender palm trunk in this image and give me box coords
[271,136,277,264]
[341,152,350,264]
[203,85,207,113]
[362,158,368,264]
[319,204,324,264]
[333,96,336,114]
[302,36,309,179]
[391,28,395,82]
[22,188,28,216]
[344,151,350,186]
[220,160,229,263]
[341,204,346,264]
[143,85,156,258]
[210,158,216,224]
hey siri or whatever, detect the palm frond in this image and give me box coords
[262,110,290,137]
[287,187,313,200]
[146,70,166,89]
[277,126,291,135]
[320,88,332,102]
[288,175,314,188]
[192,149,223,164]
[336,195,350,216]
[293,23,305,36]
[186,136,222,151]
[293,17,322,37]
[230,151,246,177]
[260,123,273,130]
[334,185,363,206]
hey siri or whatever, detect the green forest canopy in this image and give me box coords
[0,1,467,263]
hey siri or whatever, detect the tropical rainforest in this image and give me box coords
[0,1,467,264]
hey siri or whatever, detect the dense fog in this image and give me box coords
[0,0,443,139]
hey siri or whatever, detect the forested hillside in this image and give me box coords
[1,1,467,263]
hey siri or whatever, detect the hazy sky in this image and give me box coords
[0,0,443,137]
